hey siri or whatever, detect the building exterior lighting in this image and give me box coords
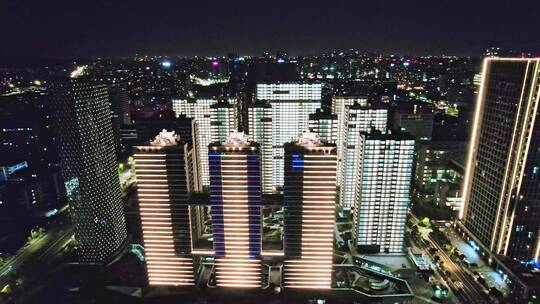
[209,133,263,288]
[461,58,540,263]
[283,132,337,289]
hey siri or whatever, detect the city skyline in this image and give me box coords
[2,13,540,300]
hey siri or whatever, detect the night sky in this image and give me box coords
[1,0,539,58]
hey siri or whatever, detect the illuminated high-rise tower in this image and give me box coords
[462,58,540,262]
[340,102,388,210]
[255,83,321,188]
[208,132,263,288]
[49,77,127,264]
[134,130,197,286]
[308,109,338,144]
[210,100,238,142]
[332,96,367,186]
[172,98,237,186]
[352,131,415,254]
[247,102,273,193]
[283,132,337,289]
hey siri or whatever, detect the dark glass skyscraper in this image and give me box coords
[308,109,338,144]
[50,77,127,264]
[462,58,540,263]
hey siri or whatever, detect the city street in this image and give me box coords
[408,231,460,303]
[444,227,509,294]
[0,233,51,278]
[0,213,74,290]
[409,214,490,304]
[425,234,489,304]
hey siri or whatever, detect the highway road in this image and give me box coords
[0,233,52,278]
[1,237,39,271]
[0,227,73,288]
[409,214,489,304]
[425,235,489,304]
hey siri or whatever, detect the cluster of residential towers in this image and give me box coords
[47,58,540,291]
[131,82,417,287]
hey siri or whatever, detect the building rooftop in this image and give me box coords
[150,129,179,146]
[222,131,249,146]
[309,109,336,120]
[361,130,415,141]
[295,131,323,147]
[349,101,388,110]
[255,81,322,85]
[209,132,260,151]
[210,100,235,108]
[283,132,337,153]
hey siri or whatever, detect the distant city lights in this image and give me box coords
[161,60,172,68]
[70,65,89,78]
[4,44,540,299]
